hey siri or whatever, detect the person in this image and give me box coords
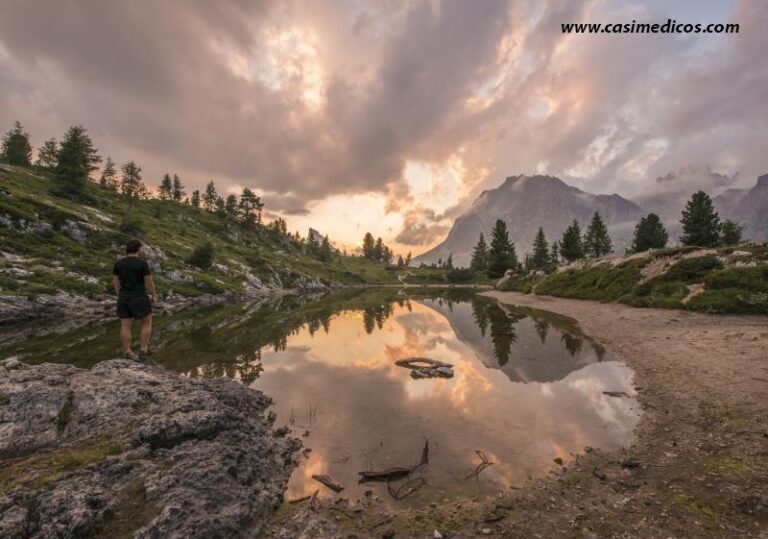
[112,238,157,360]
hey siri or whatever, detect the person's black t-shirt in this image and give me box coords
[113,257,151,297]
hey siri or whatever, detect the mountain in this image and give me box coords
[414,175,644,267]
[714,174,768,244]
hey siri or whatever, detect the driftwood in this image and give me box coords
[312,473,345,493]
[465,450,493,480]
[603,391,631,398]
[359,440,429,483]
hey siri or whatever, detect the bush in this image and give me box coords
[118,215,145,237]
[659,255,723,282]
[187,241,215,270]
[446,268,475,283]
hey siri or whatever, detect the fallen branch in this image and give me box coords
[387,477,426,500]
[312,473,345,493]
[603,391,631,398]
[310,489,320,512]
[359,440,429,483]
[465,450,493,481]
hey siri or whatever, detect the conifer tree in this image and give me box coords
[0,121,32,167]
[55,125,101,194]
[238,187,263,225]
[680,191,721,247]
[158,173,173,200]
[35,138,58,169]
[373,237,384,261]
[583,212,612,258]
[488,219,518,278]
[225,194,239,216]
[405,251,412,266]
[446,253,453,269]
[214,195,226,216]
[99,157,117,190]
[190,189,201,208]
[396,255,404,267]
[631,213,668,252]
[203,180,218,211]
[320,235,332,262]
[172,174,185,201]
[719,219,743,246]
[120,161,143,198]
[470,233,489,271]
[531,227,551,270]
[550,242,559,266]
[362,233,375,259]
[559,220,584,262]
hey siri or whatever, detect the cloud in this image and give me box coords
[394,208,449,246]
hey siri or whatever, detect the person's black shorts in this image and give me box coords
[117,295,152,319]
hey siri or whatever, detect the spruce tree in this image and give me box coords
[320,236,332,262]
[214,196,226,216]
[55,125,101,194]
[190,189,201,208]
[120,162,143,198]
[172,174,185,201]
[362,233,375,259]
[405,251,412,266]
[0,121,32,167]
[225,194,239,216]
[559,220,584,262]
[203,180,218,212]
[550,242,559,266]
[680,191,721,247]
[373,238,384,261]
[446,253,453,269]
[583,212,612,258]
[631,213,668,252]
[488,219,518,278]
[99,157,117,190]
[470,233,489,271]
[531,227,550,270]
[238,187,264,225]
[35,138,58,169]
[158,173,173,200]
[720,219,743,246]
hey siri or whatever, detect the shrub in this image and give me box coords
[187,242,215,270]
[446,268,475,283]
[659,255,723,282]
[118,216,145,237]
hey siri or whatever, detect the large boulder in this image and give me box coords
[0,359,300,538]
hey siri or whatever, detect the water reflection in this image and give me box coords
[0,289,639,506]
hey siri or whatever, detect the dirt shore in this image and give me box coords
[266,292,767,538]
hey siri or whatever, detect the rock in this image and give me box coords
[0,359,301,537]
[2,357,21,369]
[60,219,88,243]
[382,528,395,538]
[433,530,443,539]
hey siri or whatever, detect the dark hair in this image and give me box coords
[126,239,143,254]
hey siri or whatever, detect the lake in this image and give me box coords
[0,288,639,506]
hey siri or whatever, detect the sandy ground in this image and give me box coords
[266,292,767,538]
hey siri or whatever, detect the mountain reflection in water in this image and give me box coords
[1,289,639,506]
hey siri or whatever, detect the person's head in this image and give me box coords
[126,238,143,256]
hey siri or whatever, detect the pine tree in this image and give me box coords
[396,255,404,267]
[0,121,32,167]
[719,219,743,246]
[680,191,721,247]
[35,138,58,169]
[225,194,239,216]
[559,220,584,262]
[238,187,264,225]
[470,233,489,271]
[99,157,117,189]
[583,212,612,258]
[631,213,668,252]
[203,180,218,212]
[214,196,226,216]
[446,253,453,269]
[405,252,412,266]
[550,242,559,266]
[362,233,375,259]
[55,125,101,194]
[158,173,173,200]
[190,189,201,208]
[488,219,518,278]
[320,235,332,262]
[172,174,185,201]
[531,227,551,270]
[120,161,144,198]
[373,237,384,261]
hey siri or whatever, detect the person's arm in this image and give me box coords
[112,275,120,295]
[145,274,158,303]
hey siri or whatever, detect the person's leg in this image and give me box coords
[139,315,152,353]
[120,319,133,354]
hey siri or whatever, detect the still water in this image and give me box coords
[1,289,639,506]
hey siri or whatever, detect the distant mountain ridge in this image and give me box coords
[414,175,644,267]
[414,173,768,267]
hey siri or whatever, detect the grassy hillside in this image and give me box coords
[499,246,768,314]
[0,165,443,298]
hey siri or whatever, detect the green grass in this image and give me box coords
[498,248,768,314]
[0,165,445,297]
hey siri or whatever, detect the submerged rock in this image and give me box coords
[0,359,300,538]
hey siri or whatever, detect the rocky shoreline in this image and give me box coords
[0,358,301,538]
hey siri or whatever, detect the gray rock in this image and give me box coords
[0,359,300,538]
[60,219,88,243]
[2,357,20,369]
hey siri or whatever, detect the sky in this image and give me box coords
[1,0,765,256]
